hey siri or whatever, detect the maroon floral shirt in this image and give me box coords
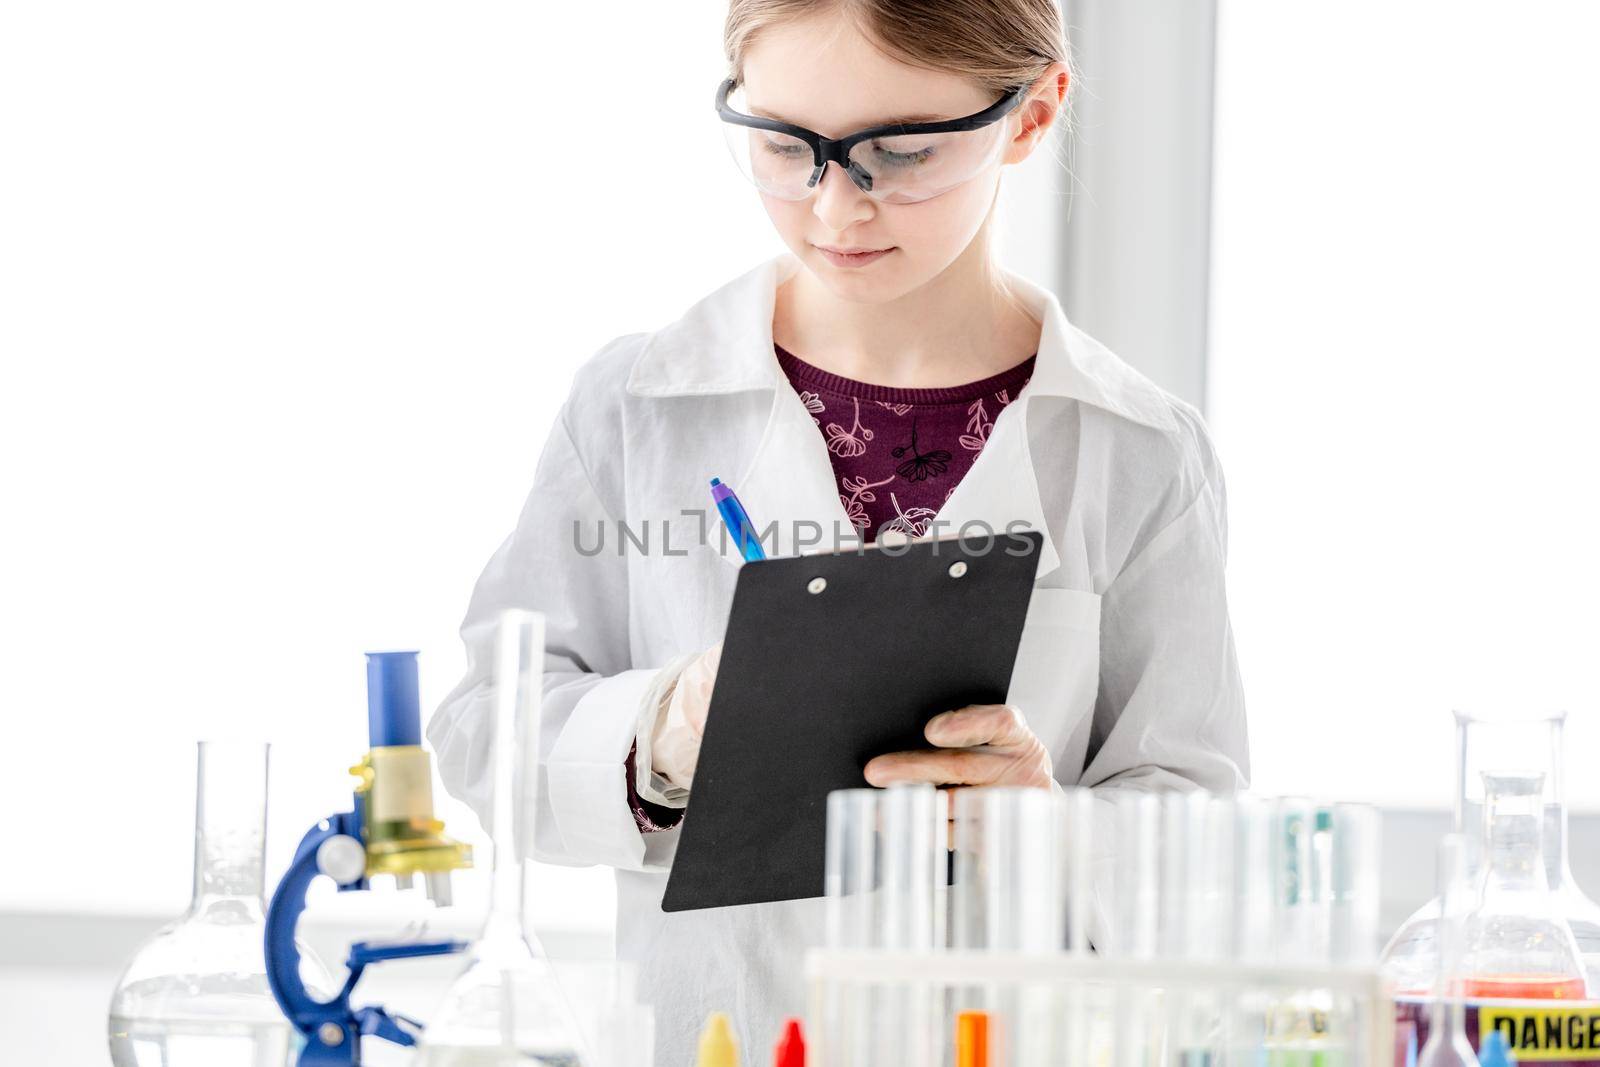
[625,343,1038,835]
[776,343,1036,538]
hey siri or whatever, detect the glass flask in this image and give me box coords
[1417,835,1479,1067]
[108,740,327,1067]
[1381,712,1600,995]
[1459,772,1587,999]
[417,610,591,1066]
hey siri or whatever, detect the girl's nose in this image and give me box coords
[811,160,874,230]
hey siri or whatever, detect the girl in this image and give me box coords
[430,0,1247,1060]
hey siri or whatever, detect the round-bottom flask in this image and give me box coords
[108,741,330,1067]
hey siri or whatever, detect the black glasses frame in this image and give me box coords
[714,78,1029,194]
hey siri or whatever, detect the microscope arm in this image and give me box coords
[265,808,466,1067]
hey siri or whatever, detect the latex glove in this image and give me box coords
[862,703,1054,790]
[649,640,723,790]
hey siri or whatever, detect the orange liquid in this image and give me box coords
[1461,974,1589,1000]
[956,1011,990,1067]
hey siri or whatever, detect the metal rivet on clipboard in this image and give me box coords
[948,561,968,578]
[807,577,827,594]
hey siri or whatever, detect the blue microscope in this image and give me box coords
[264,652,474,1065]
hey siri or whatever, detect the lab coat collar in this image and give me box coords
[624,251,1178,435]
[627,252,1178,583]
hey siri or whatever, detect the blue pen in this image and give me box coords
[709,477,767,561]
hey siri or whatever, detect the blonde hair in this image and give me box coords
[724,0,1068,102]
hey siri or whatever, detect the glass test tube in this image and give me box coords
[879,783,946,952]
[1275,798,1319,964]
[952,787,1062,1067]
[1157,794,1192,1067]
[1233,797,1277,964]
[822,784,947,1066]
[1106,791,1160,960]
[824,788,879,1067]
[1179,794,1236,1067]
[1060,788,1096,1067]
[883,784,945,1067]
[1329,803,1382,967]
[1104,792,1160,1067]
[825,788,882,951]
[1061,786,1095,956]
[952,787,1061,952]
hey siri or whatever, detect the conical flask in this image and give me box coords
[1381,712,1600,994]
[1459,772,1587,999]
[108,740,329,1066]
[418,610,591,1066]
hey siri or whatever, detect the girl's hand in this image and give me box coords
[862,703,1054,790]
[649,641,723,789]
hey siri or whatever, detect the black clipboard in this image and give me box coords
[660,530,1043,912]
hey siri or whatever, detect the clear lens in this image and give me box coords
[720,85,1013,204]
[721,121,817,201]
[846,123,1009,204]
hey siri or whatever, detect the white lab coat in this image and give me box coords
[428,251,1248,1064]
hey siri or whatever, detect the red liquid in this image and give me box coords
[1461,973,1589,1000]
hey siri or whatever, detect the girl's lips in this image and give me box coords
[815,245,894,268]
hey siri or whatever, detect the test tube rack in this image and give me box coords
[815,784,1388,1067]
[805,949,1394,1067]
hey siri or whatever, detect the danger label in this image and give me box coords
[1481,1008,1600,1061]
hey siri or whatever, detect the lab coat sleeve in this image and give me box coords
[1078,411,1249,796]
[428,398,679,874]
[1071,409,1249,949]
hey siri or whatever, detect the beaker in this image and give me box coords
[1459,772,1587,999]
[108,740,325,1067]
[1381,712,1600,995]
[417,610,592,1067]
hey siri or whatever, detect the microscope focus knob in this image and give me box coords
[316,834,367,886]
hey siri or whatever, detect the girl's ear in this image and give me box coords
[1004,63,1070,164]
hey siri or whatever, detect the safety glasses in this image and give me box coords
[715,78,1029,205]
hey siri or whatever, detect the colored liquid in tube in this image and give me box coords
[1461,974,1588,1000]
[957,1011,990,1067]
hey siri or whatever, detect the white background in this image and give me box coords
[0,2,778,923]
[1209,2,1600,807]
[2,0,1597,938]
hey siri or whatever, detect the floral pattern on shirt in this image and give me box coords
[774,344,1035,540]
